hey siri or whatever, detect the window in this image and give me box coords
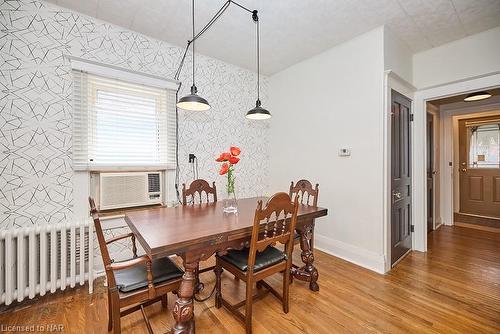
[468,122,500,168]
[72,68,176,170]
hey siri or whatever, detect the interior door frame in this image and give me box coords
[412,72,500,255]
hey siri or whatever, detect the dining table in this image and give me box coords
[124,196,328,334]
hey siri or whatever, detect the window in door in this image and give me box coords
[468,123,500,168]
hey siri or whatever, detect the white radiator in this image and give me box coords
[0,220,95,305]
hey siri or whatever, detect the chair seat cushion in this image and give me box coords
[217,246,286,272]
[115,256,184,293]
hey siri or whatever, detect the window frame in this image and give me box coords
[69,56,179,171]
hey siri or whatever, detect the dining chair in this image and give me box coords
[214,192,299,334]
[89,197,184,334]
[182,179,217,205]
[182,179,218,299]
[289,179,319,272]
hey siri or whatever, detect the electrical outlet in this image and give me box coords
[188,154,196,163]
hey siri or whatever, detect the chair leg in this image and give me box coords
[283,264,291,314]
[161,294,168,309]
[214,259,222,309]
[107,291,113,332]
[244,280,254,334]
[110,291,121,334]
[140,305,154,334]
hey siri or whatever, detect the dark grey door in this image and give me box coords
[427,112,434,233]
[391,90,412,266]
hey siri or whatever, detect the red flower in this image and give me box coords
[219,163,229,175]
[230,146,241,156]
[215,152,231,162]
[228,156,240,164]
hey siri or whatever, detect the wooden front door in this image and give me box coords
[391,90,412,266]
[459,115,500,219]
[427,112,434,233]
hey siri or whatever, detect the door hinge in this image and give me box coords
[410,114,414,121]
[410,225,415,233]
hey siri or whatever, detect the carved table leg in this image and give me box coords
[291,220,319,292]
[171,260,198,334]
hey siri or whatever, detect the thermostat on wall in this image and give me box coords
[339,148,351,157]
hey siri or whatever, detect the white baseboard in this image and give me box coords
[314,234,386,274]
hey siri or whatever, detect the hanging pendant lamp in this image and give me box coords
[246,10,271,120]
[177,0,210,111]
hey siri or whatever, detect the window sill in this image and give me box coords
[76,165,176,172]
[99,204,164,219]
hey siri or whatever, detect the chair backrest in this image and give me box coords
[289,179,319,206]
[182,179,217,205]
[247,192,299,273]
[88,197,113,270]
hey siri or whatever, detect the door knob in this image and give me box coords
[461,168,467,172]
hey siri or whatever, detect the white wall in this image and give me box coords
[269,27,386,273]
[413,27,500,89]
[384,27,413,84]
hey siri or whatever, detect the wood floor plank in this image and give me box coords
[0,226,498,333]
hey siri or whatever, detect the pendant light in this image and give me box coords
[246,10,271,120]
[177,0,210,111]
[463,91,492,102]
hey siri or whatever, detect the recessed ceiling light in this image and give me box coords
[464,91,492,102]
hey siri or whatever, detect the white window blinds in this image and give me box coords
[72,70,176,170]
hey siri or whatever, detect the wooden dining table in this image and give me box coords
[125,196,328,334]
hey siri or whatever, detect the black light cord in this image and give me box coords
[173,0,259,205]
[192,0,195,87]
[256,14,260,102]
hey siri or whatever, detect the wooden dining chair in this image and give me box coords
[289,180,319,279]
[182,179,218,299]
[89,197,184,334]
[289,179,319,245]
[182,179,217,205]
[289,179,319,208]
[214,192,299,334]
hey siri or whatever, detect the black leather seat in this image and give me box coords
[115,256,184,292]
[217,246,286,272]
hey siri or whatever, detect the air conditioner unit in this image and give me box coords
[99,172,163,210]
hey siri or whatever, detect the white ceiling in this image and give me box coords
[46,0,500,74]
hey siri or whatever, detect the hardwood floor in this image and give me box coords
[0,226,498,333]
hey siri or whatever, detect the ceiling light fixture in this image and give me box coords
[174,0,270,119]
[463,91,492,102]
[246,10,271,120]
[176,0,210,111]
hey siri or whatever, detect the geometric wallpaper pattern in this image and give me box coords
[0,0,270,230]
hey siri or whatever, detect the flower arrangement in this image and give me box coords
[216,146,240,213]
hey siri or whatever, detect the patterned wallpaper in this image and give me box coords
[0,0,270,229]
